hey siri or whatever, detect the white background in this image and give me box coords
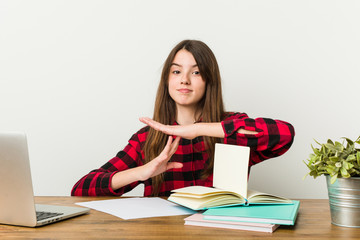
[1,0,359,198]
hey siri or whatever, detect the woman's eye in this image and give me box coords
[172,70,180,74]
[193,71,200,75]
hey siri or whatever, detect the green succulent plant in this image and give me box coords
[304,136,360,184]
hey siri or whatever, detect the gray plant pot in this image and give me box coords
[326,175,360,227]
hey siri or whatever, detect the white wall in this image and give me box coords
[1,0,359,198]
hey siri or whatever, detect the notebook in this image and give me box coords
[0,132,90,227]
[203,200,300,225]
[184,213,279,233]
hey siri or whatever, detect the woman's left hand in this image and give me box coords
[139,117,199,140]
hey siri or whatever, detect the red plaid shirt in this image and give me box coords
[71,112,295,197]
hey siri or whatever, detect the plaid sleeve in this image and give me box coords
[221,112,295,166]
[71,129,147,196]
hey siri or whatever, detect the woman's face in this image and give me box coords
[168,49,206,110]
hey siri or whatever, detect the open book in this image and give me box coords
[168,143,292,210]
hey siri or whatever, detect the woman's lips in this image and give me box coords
[177,88,192,93]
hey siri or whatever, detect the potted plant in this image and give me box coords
[304,136,360,228]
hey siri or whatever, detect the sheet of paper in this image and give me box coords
[76,197,195,220]
[213,143,250,198]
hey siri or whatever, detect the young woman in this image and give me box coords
[71,40,295,197]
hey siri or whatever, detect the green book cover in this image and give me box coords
[203,200,300,225]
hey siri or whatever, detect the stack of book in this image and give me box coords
[167,143,300,233]
[169,186,300,233]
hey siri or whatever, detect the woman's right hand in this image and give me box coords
[138,135,182,181]
[111,135,182,191]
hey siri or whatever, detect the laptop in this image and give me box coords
[0,132,90,227]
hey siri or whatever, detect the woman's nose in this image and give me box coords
[181,74,190,85]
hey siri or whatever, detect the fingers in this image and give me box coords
[140,117,198,140]
[144,136,182,179]
[167,162,183,170]
[139,117,150,126]
[139,117,173,135]
[164,136,180,157]
[156,136,180,168]
[165,136,182,170]
[139,117,159,129]
[171,136,181,153]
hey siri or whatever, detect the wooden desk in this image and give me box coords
[0,197,359,239]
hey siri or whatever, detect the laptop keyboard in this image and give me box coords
[36,211,63,221]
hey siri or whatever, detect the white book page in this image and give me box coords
[213,143,250,199]
[247,189,292,203]
[171,185,228,195]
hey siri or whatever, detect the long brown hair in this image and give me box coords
[143,40,225,196]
